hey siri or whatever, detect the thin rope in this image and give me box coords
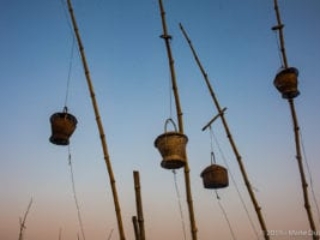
[209,127,236,239]
[59,0,74,36]
[214,190,237,240]
[300,131,320,225]
[209,126,217,165]
[168,70,174,120]
[67,146,86,240]
[172,170,188,240]
[211,130,260,239]
[59,0,76,108]
[273,30,284,68]
[107,228,114,240]
[64,37,75,107]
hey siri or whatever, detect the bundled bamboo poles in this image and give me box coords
[157,1,198,240]
[65,0,126,239]
[272,1,318,239]
[179,23,270,240]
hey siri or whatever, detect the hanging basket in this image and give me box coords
[200,164,228,189]
[273,67,300,99]
[154,118,188,169]
[49,108,77,146]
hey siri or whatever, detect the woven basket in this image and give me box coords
[273,67,300,99]
[49,109,77,146]
[154,119,188,169]
[201,164,228,189]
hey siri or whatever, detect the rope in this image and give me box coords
[209,126,216,165]
[300,131,320,225]
[107,228,114,240]
[64,37,75,108]
[172,170,188,240]
[272,30,284,68]
[59,0,74,35]
[168,70,174,120]
[214,190,237,240]
[208,127,237,239]
[211,129,260,239]
[59,0,76,108]
[67,146,86,240]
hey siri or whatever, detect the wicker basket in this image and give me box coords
[49,109,77,146]
[154,119,188,169]
[201,164,228,189]
[273,67,300,99]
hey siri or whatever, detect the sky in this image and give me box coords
[1,0,320,239]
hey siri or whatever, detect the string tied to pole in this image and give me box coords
[64,36,75,109]
[67,145,86,240]
[209,126,217,165]
[213,190,236,240]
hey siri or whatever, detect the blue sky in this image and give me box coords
[1,0,320,239]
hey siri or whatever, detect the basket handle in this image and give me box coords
[164,118,178,133]
[63,106,68,113]
[61,106,69,120]
[211,151,216,165]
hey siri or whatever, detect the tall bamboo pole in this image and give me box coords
[179,23,270,240]
[272,1,318,239]
[133,171,146,240]
[66,1,126,239]
[288,98,318,240]
[157,1,198,240]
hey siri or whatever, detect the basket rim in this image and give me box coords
[275,66,299,77]
[200,164,227,177]
[50,112,78,124]
[154,131,188,146]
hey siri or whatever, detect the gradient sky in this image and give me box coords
[1,0,320,240]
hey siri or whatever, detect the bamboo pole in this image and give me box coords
[272,1,318,239]
[65,1,126,239]
[133,171,146,240]
[288,98,319,240]
[179,23,270,240]
[158,0,183,132]
[157,1,198,240]
[202,108,227,131]
[272,0,288,68]
[132,216,140,240]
